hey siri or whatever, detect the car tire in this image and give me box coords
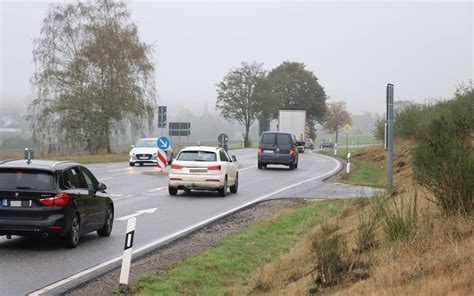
[258,162,263,170]
[295,161,298,169]
[169,186,178,196]
[129,162,135,167]
[97,206,114,237]
[218,178,227,197]
[289,162,295,170]
[65,214,80,248]
[230,174,238,194]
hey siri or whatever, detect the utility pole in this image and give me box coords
[385,83,394,191]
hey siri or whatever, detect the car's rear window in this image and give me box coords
[276,134,291,145]
[261,133,275,144]
[136,139,157,148]
[0,168,55,191]
[177,151,217,162]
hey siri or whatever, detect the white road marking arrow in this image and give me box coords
[116,208,158,221]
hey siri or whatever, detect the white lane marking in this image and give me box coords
[116,208,158,221]
[237,154,255,159]
[114,194,133,201]
[28,154,340,296]
[147,187,166,192]
[98,177,112,181]
[110,194,123,197]
[107,168,130,172]
[106,164,120,168]
[238,166,256,172]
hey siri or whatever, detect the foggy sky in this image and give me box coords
[1,1,472,116]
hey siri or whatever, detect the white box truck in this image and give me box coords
[278,110,306,153]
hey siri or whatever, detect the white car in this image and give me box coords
[168,146,239,197]
[129,138,173,167]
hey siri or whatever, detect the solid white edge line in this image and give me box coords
[28,153,341,296]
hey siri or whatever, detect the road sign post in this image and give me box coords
[158,106,167,136]
[169,122,191,152]
[156,136,170,170]
[385,84,394,191]
[343,124,352,156]
[119,217,136,290]
[218,133,229,151]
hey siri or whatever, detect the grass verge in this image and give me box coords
[320,148,385,188]
[132,199,348,295]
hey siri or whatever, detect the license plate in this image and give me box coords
[139,156,149,160]
[190,169,206,173]
[264,150,274,154]
[10,200,22,207]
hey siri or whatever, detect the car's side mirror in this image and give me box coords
[232,155,237,162]
[97,182,107,191]
[130,145,135,148]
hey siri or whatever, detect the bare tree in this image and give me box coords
[324,101,352,143]
[29,0,156,153]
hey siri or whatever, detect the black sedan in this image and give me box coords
[0,159,114,248]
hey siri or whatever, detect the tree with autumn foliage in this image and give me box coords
[324,101,352,143]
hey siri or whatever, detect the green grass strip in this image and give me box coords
[134,199,346,296]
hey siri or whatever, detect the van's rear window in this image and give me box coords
[0,169,55,191]
[276,134,291,145]
[261,133,275,144]
[177,151,217,162]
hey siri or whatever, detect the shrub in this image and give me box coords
[312,224,348,288]
[413,87,474,215]
[374,193,418,241]
[356,205,379,252]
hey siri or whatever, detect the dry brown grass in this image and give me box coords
[245,142,474,296]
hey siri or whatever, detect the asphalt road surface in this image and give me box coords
[0,149,345,295]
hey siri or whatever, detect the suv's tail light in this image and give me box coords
[38,193,69,206]
[171,163,183,169]
[207,165,221,171]
[289,147,295,156]
[258,147,262,155]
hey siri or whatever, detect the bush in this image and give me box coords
[374,193,418,241]
[356,206,379,252]
[413,87,474,215]
[312,224,347,288]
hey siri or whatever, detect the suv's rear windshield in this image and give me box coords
[0,168,55,191]
[261,133,292,145]
[177,151,217,162]
[136,139,157,148]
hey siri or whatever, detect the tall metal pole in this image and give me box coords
[345,132,348,156]
[385,83,394,191]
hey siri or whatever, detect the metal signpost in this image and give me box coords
[385,83,394,191]
[169,122,191,152]
[343,124,352,156]
[218,133,229,151]
[158,106,167,135]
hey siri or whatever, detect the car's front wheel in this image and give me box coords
[97,206,114,237]
[169,186,178,196]
[129,162,135,167]
[65,214,80,248]
[230,174,238,194]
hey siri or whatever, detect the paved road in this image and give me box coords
[0,149,345,295]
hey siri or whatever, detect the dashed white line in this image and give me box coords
[107,168,130,172]
[147,187,166,192]
[110,194,123,197]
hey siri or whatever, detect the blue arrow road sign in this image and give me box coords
[157,136,170,151]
